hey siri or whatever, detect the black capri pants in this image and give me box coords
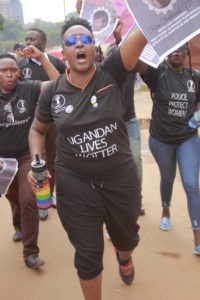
[56,161,141,280]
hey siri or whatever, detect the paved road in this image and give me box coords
[0,128,199,300]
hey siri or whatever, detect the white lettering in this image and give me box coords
[67,123,119,160]
[171,93,188,101]
[0,117,31,128]
[168,108,186,117]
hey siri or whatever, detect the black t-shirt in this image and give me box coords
[123,70,136,121]
[18,54,66,82]
[142,63,200,144]
[0,81,41,157]
[36,48,134,176]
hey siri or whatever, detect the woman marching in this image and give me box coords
[137,44,200,255]
[0,46,59,268]
[28,17,147,300]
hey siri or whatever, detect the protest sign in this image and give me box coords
[106,0,135,44]
[126,0,200,63]
[0,158,18,196]
[120,24,161,68]
[80,0,116,45]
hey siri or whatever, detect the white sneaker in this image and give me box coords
[51,195,57,208]
[39,209,48,221]
[160,217,171,231]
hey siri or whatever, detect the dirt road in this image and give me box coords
[0,127,200,300]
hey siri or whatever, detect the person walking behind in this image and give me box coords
[0,46,59,268]
[106,17,145,215]
[18,28,66,220]
[137,44,200,255]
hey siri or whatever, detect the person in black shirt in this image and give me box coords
[106,17,145,215]
[18,28,66,220]
[13,43,25,59]
[137,44,200,255]
[19,28,66,81]
[0,47,59,269]
[28,17,147,299]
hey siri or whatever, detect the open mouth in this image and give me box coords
[76,52,87,62]
[7,80,14,86]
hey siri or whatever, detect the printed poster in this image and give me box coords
[0,158,18,196]
[106,0,135,44]
[80,0,116,45]
[121,24,161,68]
[126,0,200,62]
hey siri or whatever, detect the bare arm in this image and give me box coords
[113,17,123,45]
[23,45,60,80]
[120,27,147,71]
[29,118,50,161]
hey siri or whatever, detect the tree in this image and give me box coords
[0,18,70,53]
[0,14,4,30]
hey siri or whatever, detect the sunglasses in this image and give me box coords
[64,35,93,47]
[3,103,15,123]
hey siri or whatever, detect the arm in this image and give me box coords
[29,118,50,161]
[120,27,147,71]
[28,118,51,192]
[23,45,60,80]
[136,60,148,75]
[113,16,123,45]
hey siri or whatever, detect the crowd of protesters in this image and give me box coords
[0,1,199,300]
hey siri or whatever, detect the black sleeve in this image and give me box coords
[22,80,41,105]
[141,65,159,91]
[194,70,200,103]
[29,80,41,97]
[35,81,56,123]
[48,55,66,74]
[17,58,27,70]
[55,58,66,74]
[101,47,127,88]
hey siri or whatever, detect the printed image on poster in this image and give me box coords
[106,0,135,44]
[126,0,200,62]
[0,158,18,196]
[80,0,116,45]
[146,0,172,9]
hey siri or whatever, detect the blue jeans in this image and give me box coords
[149,134,200,229]
[126,117,142,184]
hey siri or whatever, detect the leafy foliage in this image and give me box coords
[0,14,4,30]
[0,12,77,53]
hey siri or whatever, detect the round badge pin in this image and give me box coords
[66,105,73,113]
[91,95,97,105]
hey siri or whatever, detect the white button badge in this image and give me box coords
[91,95,98,109]
[66,105,73,113]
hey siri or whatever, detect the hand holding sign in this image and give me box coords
[126,0,200,67]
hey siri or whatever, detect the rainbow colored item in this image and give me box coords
[35,180,52,209]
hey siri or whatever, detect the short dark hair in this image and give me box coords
[13,43,24,50]
[27,28,47,43]
[61,17,93,38]
[93,10,108,23]
[0,53,17,63]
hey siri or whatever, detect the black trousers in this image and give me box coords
[56,161,141,280]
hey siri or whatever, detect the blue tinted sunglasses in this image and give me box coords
[64,35,93,47]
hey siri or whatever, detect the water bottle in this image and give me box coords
[31,154,52,209]
[188,110,200,129]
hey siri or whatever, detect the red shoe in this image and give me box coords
[116,250,135,285]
